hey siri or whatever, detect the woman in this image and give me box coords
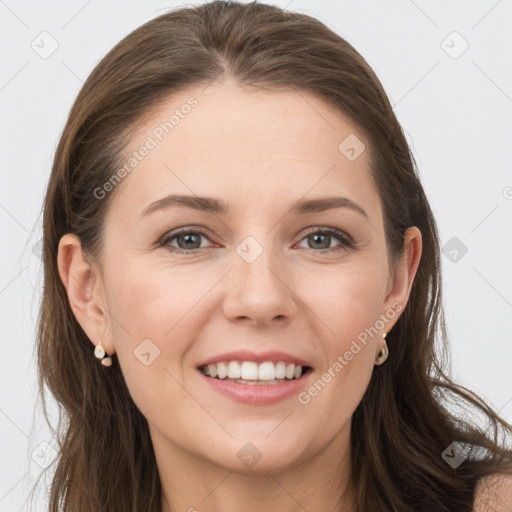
[34,1,512,510]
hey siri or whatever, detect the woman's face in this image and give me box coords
[61,78,420,478]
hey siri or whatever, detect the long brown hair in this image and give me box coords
[33,1,512,510]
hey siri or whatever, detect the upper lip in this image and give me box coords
[198,349,312,368]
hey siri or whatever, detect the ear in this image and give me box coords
[56,233,115,356]
[382,226,422,329]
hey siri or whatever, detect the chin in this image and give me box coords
[200,436,310,475]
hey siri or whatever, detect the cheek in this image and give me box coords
[307,262,386,345]
[106,254,205,327]
[103,262,203,426]
[299,264,384,406]
[103,258,203,374]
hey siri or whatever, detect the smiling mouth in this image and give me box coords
[198,362,313,385]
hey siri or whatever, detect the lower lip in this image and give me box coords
[198,369,313,405]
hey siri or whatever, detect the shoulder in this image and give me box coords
[473,472,512,512]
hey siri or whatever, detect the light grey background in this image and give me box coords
[1,0,511,509]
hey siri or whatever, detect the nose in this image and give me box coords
[222,241,297,327]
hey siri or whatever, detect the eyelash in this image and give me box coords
[158,226,355,254]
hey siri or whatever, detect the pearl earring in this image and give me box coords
[94,342,113,367]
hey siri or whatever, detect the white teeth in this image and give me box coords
[258,362,275,380]
[275,361,286,379]
[200,360,308,381]
[227,361,241,379]
[240,361,258,380]
[217,361,228,379]
[207,364,217,378]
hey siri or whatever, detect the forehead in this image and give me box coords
[108,78,381,222]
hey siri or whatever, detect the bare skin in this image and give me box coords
[57,77,422,512]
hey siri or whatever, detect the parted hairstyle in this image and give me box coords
[33,1,512,510]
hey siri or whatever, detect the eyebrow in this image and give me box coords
[139,194,369,220]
